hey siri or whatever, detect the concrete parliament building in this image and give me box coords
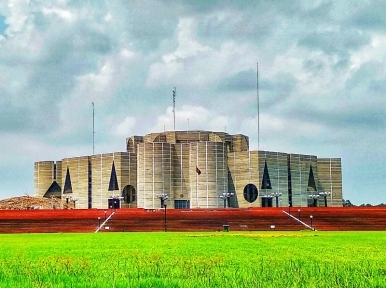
[34,130,342,209]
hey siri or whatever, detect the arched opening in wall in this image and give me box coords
[261,196,273,207]
[243,184,258,203]
[122,185,136,208]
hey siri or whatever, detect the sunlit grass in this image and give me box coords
[0,231,385,287]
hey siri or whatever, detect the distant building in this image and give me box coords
[34,130,342,209]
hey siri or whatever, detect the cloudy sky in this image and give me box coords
[0,0,385,205]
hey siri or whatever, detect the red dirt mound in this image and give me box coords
[0,196,69,210]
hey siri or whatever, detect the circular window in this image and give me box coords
[243,184,258,203]
[122,185,136,204]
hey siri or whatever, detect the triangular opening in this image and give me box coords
[43,181,62,198]
[307,165,317,192]
[261,161,272,189]
[108,161,119,191]
[63,167,73,194]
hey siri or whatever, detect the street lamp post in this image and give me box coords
[309,194,320,207]
[219,192,234,208]
[271,192,282,207]
[164,204,167,232]
[310,215,313,230]
[156,193,169,232]
[156,193,169,208]
[319,191,331,207]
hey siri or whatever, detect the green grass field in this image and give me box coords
[0,231,385,287]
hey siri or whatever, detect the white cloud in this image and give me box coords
[42,7,74,21]
[76,61,115,97]
[64,46,138,118]
[151,105,236,133]
[146,17,255,87]
[351,33,386,72]
[5,0,30,36]
[113,116,136,137]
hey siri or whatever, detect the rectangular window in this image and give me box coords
[174,200,190,209]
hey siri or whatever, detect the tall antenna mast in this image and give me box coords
[173,87,176,131]
[257,63,259,152]
[92,102,95,154]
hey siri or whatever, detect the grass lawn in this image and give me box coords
[0,231,385,287]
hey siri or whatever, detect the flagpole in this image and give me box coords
[92,102,95,154]
[173,87,176,131]
[196,143,198,207]
[257,62,259,152]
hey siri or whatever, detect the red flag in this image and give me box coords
[196,166,201,175]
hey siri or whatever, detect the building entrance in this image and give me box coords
[261,197,273,207]
[108,198,120,209]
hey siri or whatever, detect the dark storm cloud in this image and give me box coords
[296,1,333,21]
[41,24,112,73]
[0,103,33,131]
[302,59,324,73]
[260,73,297,109]
[217,69,256,91]
[0,12,114,134]
[192,1,314,44]
[349,1,386,31]
[167,0,304,16]
[288,65,386,131]
[130,19,177,51]
[288,88,385,131]
[160,0,245,13]
[368,78,386,94]
[196,10,277,42]
[345,61,385,97]
[113,1,178,52]
[298,29,370,56]
[298,105,386,133]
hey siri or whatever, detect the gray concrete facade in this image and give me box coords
[34,130,342,209]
